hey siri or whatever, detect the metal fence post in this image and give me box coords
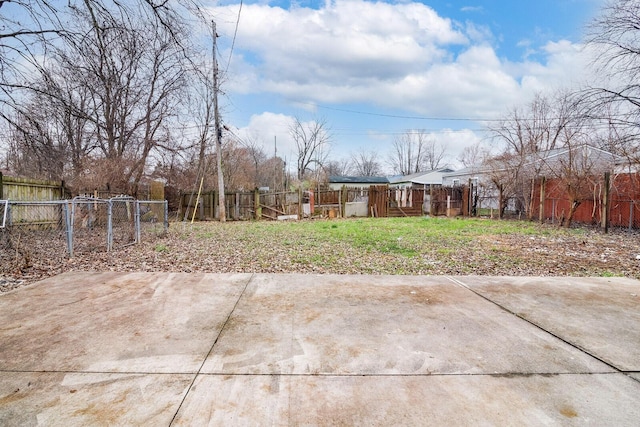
[539,177,546,223]
[630,201,634,231]
[62,201,73,257]
[0,200,8,228]
[164,200,169,233]
[71,198,77,249]
[135,200,141,244]
[107,199,113,252]
[602,172,610,233]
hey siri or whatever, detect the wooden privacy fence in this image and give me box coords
[180,189,324,221]
[447,172,640,230]
[430,186,464,217]
[0,173,69,201]
[179,186,429,221]
[531,172,640,229]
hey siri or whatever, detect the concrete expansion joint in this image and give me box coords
[626,372,640,384]
[446,276,628,376]
[191,371,620,377]
[0,369,200,376]
[168,273,255,426]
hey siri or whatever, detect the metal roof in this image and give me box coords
[328,176,389,184]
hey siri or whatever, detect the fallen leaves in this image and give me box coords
[1,219,639,292]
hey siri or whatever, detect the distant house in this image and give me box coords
[388,168,455,189]
[443,144,622,187]
[442,166,487,187]
[328,176,389,190]
[441,144,624,215]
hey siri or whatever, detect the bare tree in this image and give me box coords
[260,156,287,191]
[188,63,217,192]
[542,143,616,227]
[0,0,197,124]
[15,2,190,195]
[0,1,66,125]
[422,139,447,171]
[487,91,584,218]
[1,0,205,196]
[351,148,382,176]
[458,142,489,168]
[290,116,331,181]
[489,93,572,157]
[483,153,522,218]
[240,134,267,188]
[389,131,422,175]
[323,158,352,179]
[388,130,445,175]
[583,0,640,163]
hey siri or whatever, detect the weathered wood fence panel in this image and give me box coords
[0,173,68,201]
[178,186,430,221]
[431,187,464,216]
[531,172,640,229]
[368,185,388,218]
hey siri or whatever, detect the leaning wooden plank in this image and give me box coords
[260,204,287,216]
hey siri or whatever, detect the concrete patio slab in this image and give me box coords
[0,372,192,427]
[172,373,640,426]
[202,274,611,375]
[453,276,640,371]
[0,271,251,373]
[1,272,639,425]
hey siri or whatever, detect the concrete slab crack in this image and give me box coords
[168,273,255,426]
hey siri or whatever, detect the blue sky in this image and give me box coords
[206,0,605,171]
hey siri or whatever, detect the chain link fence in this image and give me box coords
[137,200,169,240]
[0,197,168,273]
[0,200,68,273]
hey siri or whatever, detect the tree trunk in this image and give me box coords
[563,199,581,228]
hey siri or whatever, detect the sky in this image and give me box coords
[205,0,606,173]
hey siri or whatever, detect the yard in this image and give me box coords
[2,217,639,292]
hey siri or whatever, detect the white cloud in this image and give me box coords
[215,0,596,122]
[216,0,468,91]
[461,6,484,13]
[234,112,294,156]
[504,40,598,97]
[210,0,607,170]
[234,112,332,168]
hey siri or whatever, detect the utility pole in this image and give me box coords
[212,20,226,222]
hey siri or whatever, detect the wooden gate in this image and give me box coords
[368,185,388,217]
[430,186,464,216]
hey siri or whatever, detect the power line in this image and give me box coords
[225,0,243,75]
[297,102,504,122]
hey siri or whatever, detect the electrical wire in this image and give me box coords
[224,0,242,75]
[298,102,504,122]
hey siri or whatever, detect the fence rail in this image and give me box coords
[0,198,168,272]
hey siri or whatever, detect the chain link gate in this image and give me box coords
[0,198,168,271]
[0,200,69,274]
